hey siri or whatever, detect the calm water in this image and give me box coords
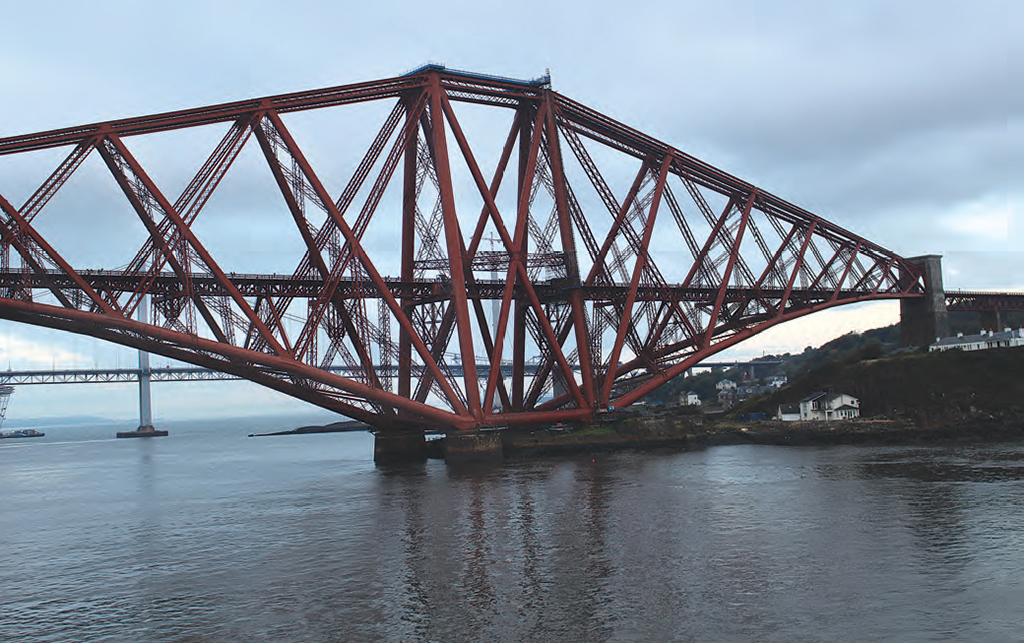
[1,419,1022,642]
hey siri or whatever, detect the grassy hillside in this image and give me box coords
[646,310,1024,408]
[737,347,1024,425]
[645,324,900,406]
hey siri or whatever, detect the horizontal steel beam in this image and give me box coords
[0,269,926,304]
[946,290,1024,312]
[0,69,549,156]
[0,363,557,385]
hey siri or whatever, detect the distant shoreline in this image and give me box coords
[248,420,369,437]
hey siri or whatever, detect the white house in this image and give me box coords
[776,403,801,421]
[797,392,860,421]
[930,328,1024,353]
[678,391,701,406]
[768,374,788,389]
[716,378,737,391]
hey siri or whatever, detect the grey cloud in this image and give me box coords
[1,0,1015,290]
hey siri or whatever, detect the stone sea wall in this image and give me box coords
[473,413,1024,460]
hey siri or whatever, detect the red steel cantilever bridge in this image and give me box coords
[0,66,928,434]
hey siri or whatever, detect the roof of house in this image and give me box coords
[932,328,1023,347]
[800,391,858,405]
[777,403,800,414]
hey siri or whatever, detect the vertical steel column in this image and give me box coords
[544,96,595,408]
[428,75,482,420]
[512,105,532,410]
[398,96,417,402]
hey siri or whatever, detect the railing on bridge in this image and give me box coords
[0,362,554,386]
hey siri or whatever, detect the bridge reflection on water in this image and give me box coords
[0,425,1020,641]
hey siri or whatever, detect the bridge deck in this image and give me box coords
[0,269,914,304]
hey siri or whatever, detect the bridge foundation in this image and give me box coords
[900,255,949,347]
[116,426,169,438]
[443,431,503,465]
[373,431,427,464]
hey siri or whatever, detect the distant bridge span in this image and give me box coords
[946,291,1024,313]
[0,66,932,438]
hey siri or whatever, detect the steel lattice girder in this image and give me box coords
[0,67,927,431]
[945,291,1024,312]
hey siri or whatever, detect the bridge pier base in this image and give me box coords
[901,255,949,347]
[373,431,427,464]
[116,426,169,438]
[443,431,503,465]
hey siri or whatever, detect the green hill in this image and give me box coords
[645,324,901,406]
[646,310,1024,408]
[737,347,1024,426]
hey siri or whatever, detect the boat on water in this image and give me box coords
[0,428,45,439]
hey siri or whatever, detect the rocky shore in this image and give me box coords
[426,412,1024,460]
[719,417,1024,447]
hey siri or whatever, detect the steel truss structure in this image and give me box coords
[0,66,927,432]
[946,291,1024,313]
[0,385,12,429]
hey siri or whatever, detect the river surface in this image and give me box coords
[1,418,1022,642]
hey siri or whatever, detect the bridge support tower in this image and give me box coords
[116,298,168,438]
[900,255,949,347]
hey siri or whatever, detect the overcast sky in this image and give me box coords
[0,0,1017,422]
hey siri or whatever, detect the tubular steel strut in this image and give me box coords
[0,67,928,432]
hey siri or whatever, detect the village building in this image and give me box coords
[775,403,801,421]
[717,387,736,406]
[737,383,775,399]
[716,378,737,391]
[777,392,861,421]
[797,392,860,421]
[929,328,1024,353]
[678,391,701,406]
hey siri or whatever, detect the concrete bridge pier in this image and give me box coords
[900,255,949,347]
[374,429,505,465]
[443,431,503,465]
[373,431,427,464]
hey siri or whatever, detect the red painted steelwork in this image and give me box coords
[0,67,928,431]
[945,291,1024,313]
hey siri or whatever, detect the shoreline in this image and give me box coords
[248,420,369,437]
[251,412,1024,461]
[428,415,1024,460]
